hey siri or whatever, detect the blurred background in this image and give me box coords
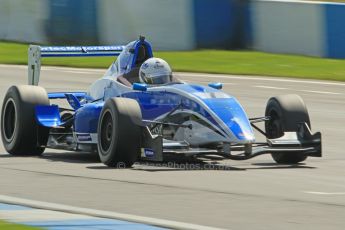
[0,0,344,58]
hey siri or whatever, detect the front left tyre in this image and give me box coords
[1,85,49,155]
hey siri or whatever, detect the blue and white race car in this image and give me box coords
[1,37,322,167]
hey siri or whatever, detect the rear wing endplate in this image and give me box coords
[28,45,124,85]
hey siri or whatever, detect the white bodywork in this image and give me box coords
[28,45,42,85]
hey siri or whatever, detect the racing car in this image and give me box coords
[1,36,322,167]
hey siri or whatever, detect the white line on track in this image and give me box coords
[2,64,345,86]
[180,72,345,87]
[183,80,236,85]
[252,85,342,95]
[0,64,27,69]
[0,195,226,230]
[253,85,288,90]
[62,70,96,75]
[304,191,345,195]
[43,66,105,73]
[2,64,345,87]
[298,90,342,95]
[0,64,105,73]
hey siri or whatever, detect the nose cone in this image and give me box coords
[226,116,255,142]
[204,97,255,143]
[169,83,255,143]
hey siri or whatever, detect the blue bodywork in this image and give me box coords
[74,103,103,133]
[208,82,223,90]
[35,38,254,146]
[36,105,62,127]
[44,92,104,134]
[123,83,254,141]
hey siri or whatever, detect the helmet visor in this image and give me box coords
[145,74,172,85]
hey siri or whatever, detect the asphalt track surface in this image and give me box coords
[0,64,344,230]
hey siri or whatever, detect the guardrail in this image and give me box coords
[251,0,345,58]
[0,0,344,58]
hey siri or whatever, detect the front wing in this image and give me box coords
[140,122,321,161]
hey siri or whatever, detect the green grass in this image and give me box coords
[0,220,43,230]
[1,42,345,81]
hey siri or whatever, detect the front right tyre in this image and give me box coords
[265,94,310,164]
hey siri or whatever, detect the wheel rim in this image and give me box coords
[267,112,283,139]
[100,110,113,153]
[2,98,17,142]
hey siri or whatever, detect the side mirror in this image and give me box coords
[133,83,147,91]
[208,82,223,90]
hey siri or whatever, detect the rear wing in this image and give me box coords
[28,45,124,85]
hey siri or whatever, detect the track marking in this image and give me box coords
[304,191,345,195]
[183,79,236,85]
[43,66,105,73]
[1,64,345,86]
[298,90,342,95]
[62,70,96,75]
[0,209,94,222]
[0,64,27,69]
[1,64,345,87]
[0,64,105,73]
[0,203,165,229]
[180,72,345,87]
[0,195,226,230]
[253,85,288,90]
[253,85,342,95]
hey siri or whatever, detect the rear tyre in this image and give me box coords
[97,98,142,167]
[265,94,310,164]
[1,85,49,155]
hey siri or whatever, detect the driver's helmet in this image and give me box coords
[139,58,172,85]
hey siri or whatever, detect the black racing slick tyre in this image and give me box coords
[265,94,310,164]
[97,98,142,168]
[1,85,49,155]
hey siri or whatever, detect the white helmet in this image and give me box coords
[139,58,172,85]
